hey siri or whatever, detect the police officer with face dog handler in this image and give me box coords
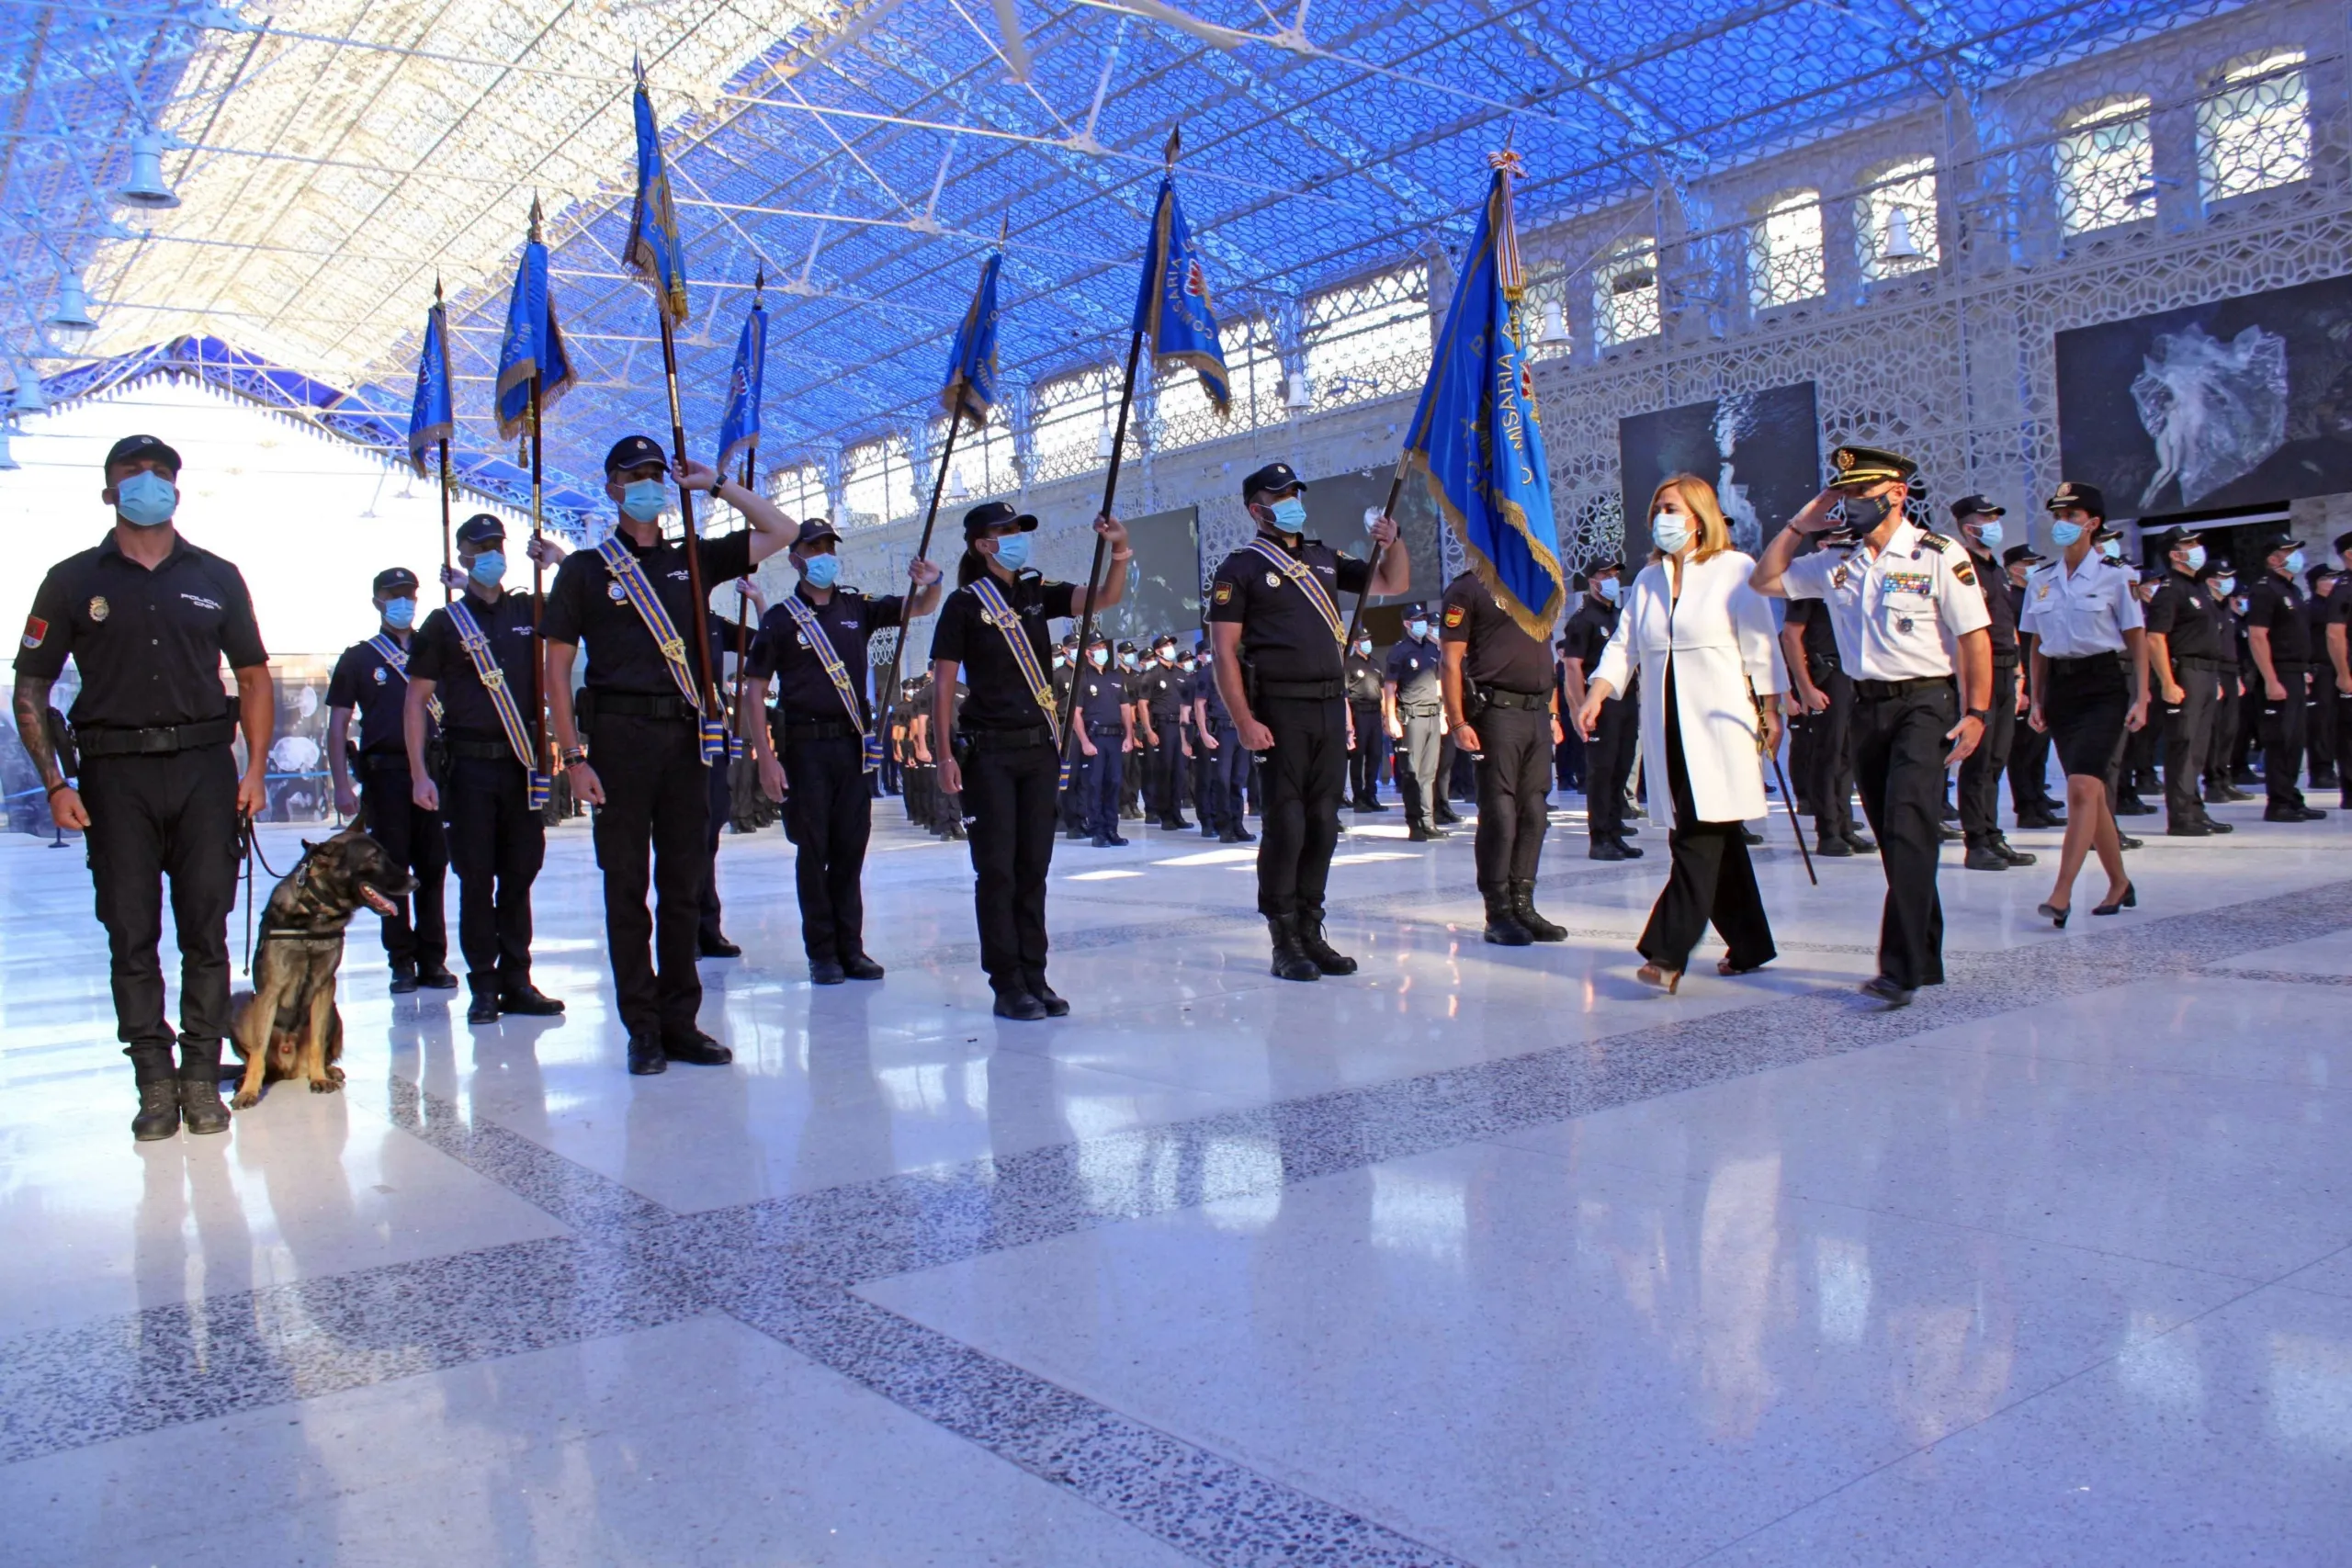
[13,434,273,1140]
[542,436,797,1076]
[328,567,456,993]
[1753,446,1993,1008]
[1206,462,1410,982]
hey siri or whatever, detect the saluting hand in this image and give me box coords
[1789,488,1846,534]
[568,760,606,807]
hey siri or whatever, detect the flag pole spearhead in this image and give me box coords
[1163,126,1181,169]
[527,193,544,243]
[752,265,764,305]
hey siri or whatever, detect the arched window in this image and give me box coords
[1749,190,1825,311]
[1859,159,1939,281]
[2199,50,2311,201]
[1592,241,1660,347]
[2054,95,2154,235]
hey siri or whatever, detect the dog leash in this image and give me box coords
[236,813,297,974]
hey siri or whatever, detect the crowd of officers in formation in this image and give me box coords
[17,434,2350,1137]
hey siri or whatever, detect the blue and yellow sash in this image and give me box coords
[969,578,1058,747]
[779,592,877,774]
[446,601,550,808]
[595,536,726,766]
[1243,536,1347,645]
[367,633,443,727]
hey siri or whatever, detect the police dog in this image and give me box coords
[229,827,413,1108]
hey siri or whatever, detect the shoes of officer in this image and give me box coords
[1409,821,1448,841]
[2203,784,2253,804]
[1511,880,1567,941]
[1159,814,1193,831]
[130,1077,229,1141]
[1025,971,1070,1017]
[2017,808,2066,829]
[990,974,1066,1021]
[1815,832,1854,858]
[1963,837,2041,870]
[628,1030,733,1075]
[469,984,565,1023]
[1844,830,1877,853]
[698,934,743,958]
[2115,793,2157,817]
[1859,975,1915,1009]
[1353,795,1389,812]
[1482,887,1534,946]
[418,960,458,988]
[2265,804,2331,822]
[1091,832,1130,848]
[1218,825,1253,844]
[1433,804,1464,827]
[1266,916,1322,981]
[1589,837,1642,861]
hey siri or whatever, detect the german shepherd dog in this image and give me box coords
[229,826,414,1109]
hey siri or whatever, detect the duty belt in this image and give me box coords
[1258,677,1345,701]
[357,750,413,773]
[1852,676,1952,700]
[958,724,1056,752]
[1399,702,1442,717]
[75,716,237,758]
[445,737,524,761]
[778,716,860,742]
[1473,685,1549,712]
[591,690,698,720]
[1087,723,1125,738]
[2173,655,2226,671]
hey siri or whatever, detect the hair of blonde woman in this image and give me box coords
[1646,473,1734,564]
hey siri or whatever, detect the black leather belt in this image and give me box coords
[2173,655,2226,671]
[779,716,859,742]
[1258,678,1345,701]
[357,750,413,773]
[958,724,1055,752]
[592,690,697,720]
[444,738,522,761]
[75,716,237,758]
[1087,723,1125,738]
[1852,676,1952,700]
[2047,654,2120,675]
[1473,685,1549,711]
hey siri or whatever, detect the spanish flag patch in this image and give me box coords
[1443,604,1466,627]
[20,615,47,650]
[1212,580,1234,605]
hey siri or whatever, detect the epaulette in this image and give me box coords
[1917,533,1951,553]
[2101,556,2126,569]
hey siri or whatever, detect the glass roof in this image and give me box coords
[7,0,2211,498]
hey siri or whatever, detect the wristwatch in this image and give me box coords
[1964,707,1990,724]
[562,745,590,767]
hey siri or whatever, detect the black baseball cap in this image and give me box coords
[1587,560,1622,578]
[2047,480,2105,517]
[603,434,669,475]
[372,567,420,596]
[2334,529,2352,555]
[2258,531,2306,558]
[1949,494,2004,520]
[2309,563,2340,590]
[455,513,506,547]
[2146,525,2201,554]
[1086,629,1111,648]
[2198,556,2233,580]
[2002,543,2045,568]
[1241,461,1307,500]
[961,500,1039,540]
[104,433,181,475]
[791,517,841,548]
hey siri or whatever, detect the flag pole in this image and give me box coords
[528,373,550,783]
[435,277,455,604]
[656,304,724,736]
[1059,129,1177,758]
[1342,461,1411,645]
[730,267,763,744]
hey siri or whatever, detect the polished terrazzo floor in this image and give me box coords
[3,789,2349,1565]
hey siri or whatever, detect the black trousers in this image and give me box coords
[442,752,545,993]
[2312,664,2340,781]
[79,745,241,1082]
[1957,665,2018,845]
[1639,671,1775,972]
[1144,719,1185,819]
[1349,703,1386,801]
[1256,694,1347,919]
[2207,680,2241,791]
[783,735,872,962]
[1078,728,1125,837]
[2009,716,2056,818]
[2337,684,2352,799]
[359,759,448,966]
[1396,707,1445,828]
[1585,693,1638,841]
[1472,703,1552,887]
[2259,667,2310,808]
[2160,664,2219,821]
[1802,663,1856,838]
[698,756,729,943]
[587,715,711,1042]
[1852,681,1954,991]
[960,736,1059,987]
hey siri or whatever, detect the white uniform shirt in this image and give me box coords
[2018,554,2144,656]
[1781,521,1991,680]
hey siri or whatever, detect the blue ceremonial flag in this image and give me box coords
[405,293,453,476]
[940,251,1001,429]
[1130,175,1229,416]
[493,201,576,442]
[715,293,767,477]
[1400,152,1566,640]
[626,62,691,325]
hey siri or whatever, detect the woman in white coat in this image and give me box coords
[1577,475,1788,991]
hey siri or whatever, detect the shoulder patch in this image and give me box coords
[21,615,48,649]
[1443,604,1466,627]
[1212,580,1235,605]
[1953,559,1977,586]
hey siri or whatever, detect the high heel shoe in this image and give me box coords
[2037,901,2069,929]
[2092,882,2136,917]
[1636,962,1683,995]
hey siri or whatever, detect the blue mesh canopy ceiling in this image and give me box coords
[5,0,2208,498]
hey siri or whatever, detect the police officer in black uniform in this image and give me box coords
[742,516,943,985]
[1439,570,1568,945]
[542,436,796,1075]
[1780,590,1868,856]
[1948,497,2035,872]
[1072,632,1136,847]
[1192,636,1250,843]
[2242,532,2325,821]
[14,434,272,1140]
[1383,604,1447,841]
[2141,525,2232,837]
[2200,558,2251,806]
[328,567,456,992]
[1558,565,1642,860]
[2003,543,2064,828]
[1206,462,1408,982]
[930,500,1129,1020]
[2325,531,2352,808]
[1344,628,1387,811]
[1135,633,1191,830]
[407,514,561,1026]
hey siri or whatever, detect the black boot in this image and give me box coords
[389,957,420,995]
[466,984,501,1025]
[1266,915,1322,982]
[1510,879,1566,942]
[1482,886,1533,946]
[131,1078,181,1141]
[1296,908,1359,976]
[178,1074,232,1135]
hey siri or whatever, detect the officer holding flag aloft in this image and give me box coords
[541,436,796,1076]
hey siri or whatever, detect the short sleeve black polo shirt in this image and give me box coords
[17,535,266,728]
[1440,570,1554,694]
[928,572,1079,730]
[407,588,542,741]
[540,530,753,693]
[326,635,429,754]
[745,585,906,722]
[1204,534,1371,682]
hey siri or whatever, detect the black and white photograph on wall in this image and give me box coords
[1293,465,1449,617]
[1097,503,1201,643]
[2055,272,2352,514]
[1617,382,1822,559]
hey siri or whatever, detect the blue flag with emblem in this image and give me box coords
[1400,152,1566,641]
[405,294,453,477]
[627,61,691,326]
[493,199,576,442]
[1130,175,1229,416]
[940,250,1001,430]
[715,293,766,476]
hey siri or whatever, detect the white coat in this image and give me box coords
[1591,549,1788,825]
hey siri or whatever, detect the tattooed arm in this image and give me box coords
[12,672,87,829]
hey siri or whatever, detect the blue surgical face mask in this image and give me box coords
[115,470,179,527]
[1090,648,1109,668]
[1597,578,1621,604]
[2183,545,2206,572]
[989,531,1032,572]
[2048,521,2085,548]
[1269,497,1308,534]
[469,549,506,586]
[2098,537,2121,560]
[1354,637,1373,655]
[1407,619,1430,639]
[1651,513,1692,555]
[1972,520,2005,551]
[2284,548,2307,574]
[802,553,841,590]
[620,479,668,523]
[2213,575,2235,596]
[1121,651,1139,670]
[381,596,417,629]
